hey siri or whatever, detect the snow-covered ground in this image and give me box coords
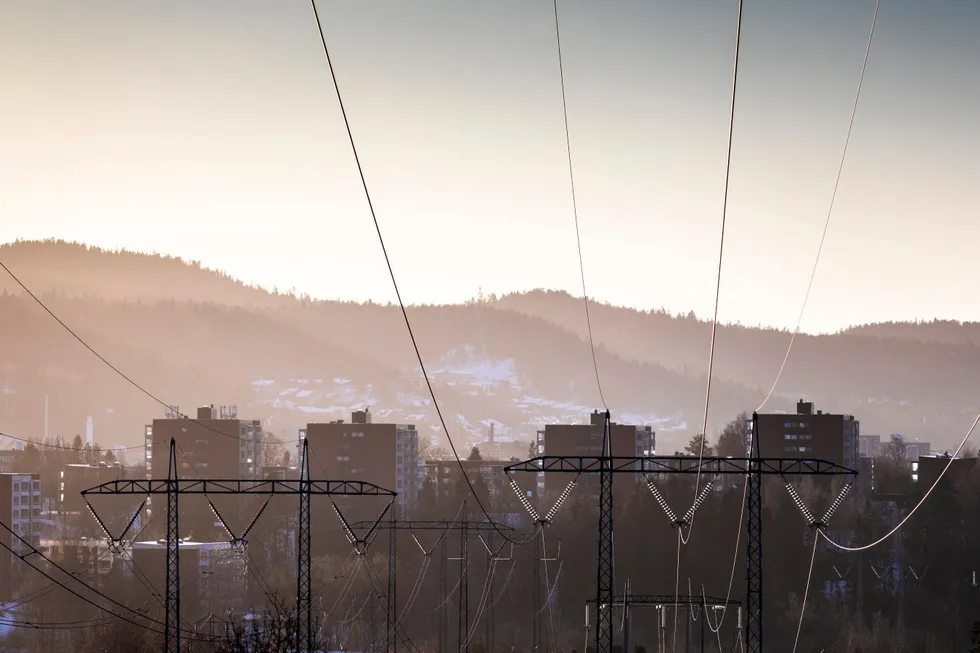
[247,349,686,449]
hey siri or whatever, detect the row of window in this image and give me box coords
[783,434,813,441]
[783,421,811,429]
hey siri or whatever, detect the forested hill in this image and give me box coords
[0,240,974,452]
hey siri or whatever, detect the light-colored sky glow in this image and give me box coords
[1,0,978,334]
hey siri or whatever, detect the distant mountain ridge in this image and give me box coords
[0,239,976,453]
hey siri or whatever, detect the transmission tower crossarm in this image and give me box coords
[509,412,857,653]
[81,478,397,496]
[504,455,857,477]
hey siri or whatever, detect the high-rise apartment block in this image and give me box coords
[145,404,262,480]
[143,404,262,541]
[303,408,418,514]
[0,472,41,601]
[535,410,655,497]
[756,400,860,470]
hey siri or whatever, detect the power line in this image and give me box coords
[790,536,819,653]
[756,0,881,413]
[0,429,144,451]
[0,522,164,636]
[822,412,980,552]
[706,0,884,638]
[552,0,607,411]
[305,0,536,548]
[686,0,745,542]
[0,260,259,446]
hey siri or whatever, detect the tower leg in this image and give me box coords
[745,413,763,653]
[297,438,312,653]
[533,539,541,652]
[440,536,447,653]
[387,521,396,653]
[596,410,614,653]
[164,438,180,653]
[458,501,469,653]
[485,532,493,653]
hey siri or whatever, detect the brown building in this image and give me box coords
[145,405,262,480]
[915,453,974,491]
[0,449,28,474]
[420,458,537,522]
[0,472,41,601]
[536,410,656,498]
[144,405,262,541]
[756,400,860,470]
[59,462,127,513]
[303,408,417,515]
[127,541,247,621]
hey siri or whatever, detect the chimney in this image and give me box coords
[351,410,369,425]
[797,400,813,415]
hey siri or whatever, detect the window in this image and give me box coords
[784,434,797,440]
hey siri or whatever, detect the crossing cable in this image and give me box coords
[696,1,885,639]
[756,0,881,412]
[552,0,607,410]
[0,261,263,447]
[0,519,168,630]
[686,0,745,542]
[0,523,177,638]
[2,515,143,610]
[670,2,746,643]
[790,536,819,653]
[306,0,536,548]
[822,412,980,552]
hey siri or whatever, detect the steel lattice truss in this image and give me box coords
[505,413,858,653]
[83,437,396,653]
[588,594,739,607]
[81,478,395,496]
[504,455,856,477]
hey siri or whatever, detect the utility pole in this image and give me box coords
[164,438,180,653]
[297,438,312,653]
[533,537,541,653]
[347,515,515,653]
[387,515,397,653]
[440,536,448,653]
[484,531,493,653]
[745,414,763,653]
[587,594,735,653]
[458,501,469,653]
[82,438,396,653]
[596,410,614,653]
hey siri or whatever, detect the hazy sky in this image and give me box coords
[1,0,978,334]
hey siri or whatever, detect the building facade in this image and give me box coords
[304,408,418,514]
[535,410,656,498]
[0,472,41,601]
[756,400,860,470]
[145,404,262,480]
[144,404,262,541]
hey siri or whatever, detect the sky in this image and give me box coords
[1,0,978,334]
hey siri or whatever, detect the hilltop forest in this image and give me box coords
[0,239,977,453]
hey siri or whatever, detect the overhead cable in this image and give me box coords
[306,0,535,547]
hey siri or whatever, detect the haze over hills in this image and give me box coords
[0,239,976,455]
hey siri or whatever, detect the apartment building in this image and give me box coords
[535,410,656,498]
[304,408,418,515]
[129,540,247,621]
[756,400,860,470]
[145,404,262,480]
[0,473,41,601]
